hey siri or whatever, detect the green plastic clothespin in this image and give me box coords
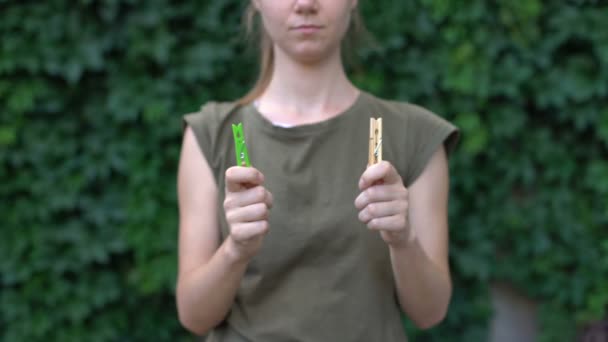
[232,123,251,167]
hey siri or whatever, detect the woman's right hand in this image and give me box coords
[223,166,273,264]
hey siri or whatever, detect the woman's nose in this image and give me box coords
[294,0,319,15]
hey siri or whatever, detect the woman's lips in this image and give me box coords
[292,25,323,34]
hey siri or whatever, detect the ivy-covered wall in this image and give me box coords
[1,1,606,341]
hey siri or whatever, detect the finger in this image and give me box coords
[226,203,269,224]
[230,221,269,242]
[367,215,408,232]
[354,184,408,209]
[225,166,265,192]
[224,186,270,210]
[358,201,406,223]
[359,161,402,190]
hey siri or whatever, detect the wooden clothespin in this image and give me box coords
[368,117,382,166]
[232,123,251,167]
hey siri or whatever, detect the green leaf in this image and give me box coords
[454,112,488,157]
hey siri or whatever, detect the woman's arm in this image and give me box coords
[176,127,271,335]
[355,146,452,329]
[176,126,245,335]
[388,145,451,328]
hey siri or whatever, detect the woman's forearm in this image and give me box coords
[176,238,248,335]
[389,238,452,329]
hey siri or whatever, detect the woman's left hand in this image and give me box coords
[354,161,414,248]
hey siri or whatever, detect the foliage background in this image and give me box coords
[1,1,607,341]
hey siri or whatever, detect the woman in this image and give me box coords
[176,1,459,341]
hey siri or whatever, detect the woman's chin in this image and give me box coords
[286,46,337,66]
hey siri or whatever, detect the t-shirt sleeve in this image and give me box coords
[404,106,460,186]
[182,102,220,171]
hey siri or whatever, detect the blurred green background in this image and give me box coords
[1,1,607,341]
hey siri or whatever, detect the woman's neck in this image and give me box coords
[256,46,359,125]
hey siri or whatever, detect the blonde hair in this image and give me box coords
[236,4,369,106]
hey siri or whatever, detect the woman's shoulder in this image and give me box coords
[362,92,452,127]
[183,100,241,128]
[181,100,246,171]
[362,92,460,177]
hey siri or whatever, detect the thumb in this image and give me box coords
[225,166,264,192]
[359,161,401,190]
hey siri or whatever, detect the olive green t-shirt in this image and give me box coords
[183,91,459,342]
